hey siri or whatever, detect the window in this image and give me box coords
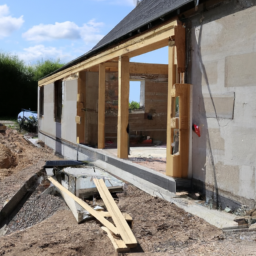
[39,86,44,117]
[129,80,145,112]
[54,80,62,122]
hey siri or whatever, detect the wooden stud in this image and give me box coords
[77,71,86,144]
[93,179,137,247]
[38,19,178,86]
[98,63,106,149]
[117,56,129,159]
[175,24,186,73]
[48,177,119,235]
[101,227,129,253]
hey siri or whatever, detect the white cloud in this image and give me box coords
[17,45,73,64]
[23,19,104,44]
[0,4,24,38]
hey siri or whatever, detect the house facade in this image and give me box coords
[38,0,256,210]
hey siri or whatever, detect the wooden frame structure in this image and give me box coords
[39,18,191,178]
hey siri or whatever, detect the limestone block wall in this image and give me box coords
[38,79,78,148]
[188,1,256,207]
[105,72,168,144]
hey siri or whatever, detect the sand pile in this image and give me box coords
[0,144,17,169]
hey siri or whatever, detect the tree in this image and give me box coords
[0,53,65,116]
[129,101,140,110]
[29,59,64,81]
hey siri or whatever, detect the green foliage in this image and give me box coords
[29,59,64,81]
[129,101,140,110]
[0,53,65,116]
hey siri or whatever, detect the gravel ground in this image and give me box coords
[5,185,66,235]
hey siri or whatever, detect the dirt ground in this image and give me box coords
[1,129,256,256]
[130,157,166,175]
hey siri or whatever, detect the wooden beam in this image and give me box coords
[98,63,106,149]
[94,179,137,247]
[48,177,119,235]
[166,43,181,177]
[101,227,129,253]
[38,19,177,86]
[89,62,168,74]
[77,71,86,144]
[175,24,186,73]
[129,63,168,74]
[117,56,129,159]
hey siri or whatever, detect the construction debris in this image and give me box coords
[48,174,137,252]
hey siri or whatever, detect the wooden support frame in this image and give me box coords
[87,62,168,75]
[117,56,129,159]
[38,19,177,86]
[98,63,106,149]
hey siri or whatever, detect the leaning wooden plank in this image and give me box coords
[48,177,118,235]
[100,211,133,221]
[93,178,137,247]
[101,227,129,253]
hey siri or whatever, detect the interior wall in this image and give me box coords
[104,72,168,145]
[187,1,256,208]
[85,71,99,146]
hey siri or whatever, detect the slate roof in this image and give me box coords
[42,0,193,80]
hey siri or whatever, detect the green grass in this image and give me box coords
[0,116,18,122]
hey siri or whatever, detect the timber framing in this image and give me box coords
[87,62,169,74]
[38,19,178,86]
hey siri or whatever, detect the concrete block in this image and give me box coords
[200,92,235,119]
[225,52,256,88]
[232,127,256,166]
[65,79,78,101]
[239,166,255,200]
[208,128,225,150]
[201,61,218,87]
[205,162,239,195]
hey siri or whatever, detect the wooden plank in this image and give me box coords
[99,211,133,222]
[38,19,177,86]
[117,56,129,159]
[94,178,137,247]
[101,227,129,253]
[48,177,119,235]
[98,63,106,149]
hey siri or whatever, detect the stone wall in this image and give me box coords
[187,0,256,208]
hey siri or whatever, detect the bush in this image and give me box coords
[0,53,64,117]
[129,101,140,110]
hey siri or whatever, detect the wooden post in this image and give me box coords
[166,43,181,177]
[98,63,106,149]
[77,71,86,144]
[117,56,129,159]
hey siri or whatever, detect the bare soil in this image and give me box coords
[1,129,256,256]
[130,157,166,175]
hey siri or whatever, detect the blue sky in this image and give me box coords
[0,0,168,101]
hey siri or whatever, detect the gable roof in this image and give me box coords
[42,0,194,80]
